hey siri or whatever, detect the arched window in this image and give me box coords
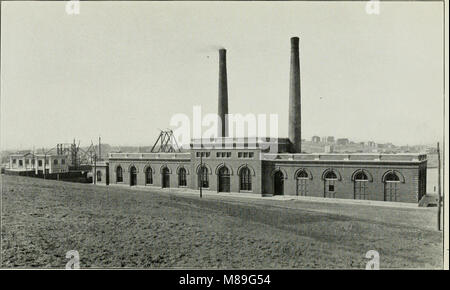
[324,171,337,180]
[324,170,338,198]
[179,168,187,187]
[240,167,252,191]
[161,167,170,188]
[296,170,309,196]
[384,172,400,201]
[199,165,209,188]
[385,172,400,182]
[129,166,137,186]
[354,171,368,181]
[116,166,123,183]
[218,166,231,192]
[354,171,368,200]
[145,167,153,184]
[96,171,102,182]
[296,170,309,179]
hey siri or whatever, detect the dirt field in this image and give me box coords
[0,175,443,269]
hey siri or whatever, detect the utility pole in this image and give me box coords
[43,147,46,180]
[199,138,203,199]
[93,153,97,185]
[98,136,102,161]
[437,142,442,231]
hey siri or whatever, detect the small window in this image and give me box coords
[61,159,65,165]
[12,159,16,164]
[238,152,243,158]
[19,160,23,166]
[243,152,249,158]
[226,152,231,158]
[329,185,335,192]
[54,159,58,165]
[25,159,30,164]
[216,152,220,158]
[38,160,43,166]
[205,152,210,158]
[249,152,254,158]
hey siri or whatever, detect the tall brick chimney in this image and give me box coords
[289,37,301,153]
[218,48,228,138]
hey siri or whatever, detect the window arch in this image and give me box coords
[145,166,153,184]
[296,170,309,179]
[384,172,400,182]
[324,171,337,180]
[198,165,209,188]
[323,169,339,198]
[116,166,123,183]
[240,166,252,191]
[353,170,368,200]
[178,167,187,187]
[383,171,401,202]
[296,169,310,196]
[354,171,368,181]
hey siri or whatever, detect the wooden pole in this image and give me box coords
[200,139,203,199]
[437,142,441,231]
[43,148,46,180]
[93,154,97,185]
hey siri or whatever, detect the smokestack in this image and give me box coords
[289,37,301,153]
[218,48,228,138]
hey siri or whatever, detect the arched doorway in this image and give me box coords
[324,170,338,198]
[162,167,170,188]
[218,166,230,192]
[129,166,137,186]
[274,171,284,195]
[354,171,368,200]
[384,172,400,201]
[296,170,309,196]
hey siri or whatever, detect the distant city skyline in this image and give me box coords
[1,2,444,150]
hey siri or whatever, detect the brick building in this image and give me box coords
[97,37,427,203]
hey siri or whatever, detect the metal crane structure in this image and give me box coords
[150,129,181,153]
[55,139,98,169]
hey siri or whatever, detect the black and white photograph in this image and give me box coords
[0,0,448,276]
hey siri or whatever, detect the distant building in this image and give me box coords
[326,136,335,143]
[367,141,376,147]
[336,138,350,145]
[311,136,320,143]
[324,145,334,153]
[8,153,69,175]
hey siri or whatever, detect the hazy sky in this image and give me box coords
[1,1,444,150]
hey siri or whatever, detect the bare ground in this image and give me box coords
[0,175,443,269]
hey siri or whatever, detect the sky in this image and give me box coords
[0,1,444,150]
